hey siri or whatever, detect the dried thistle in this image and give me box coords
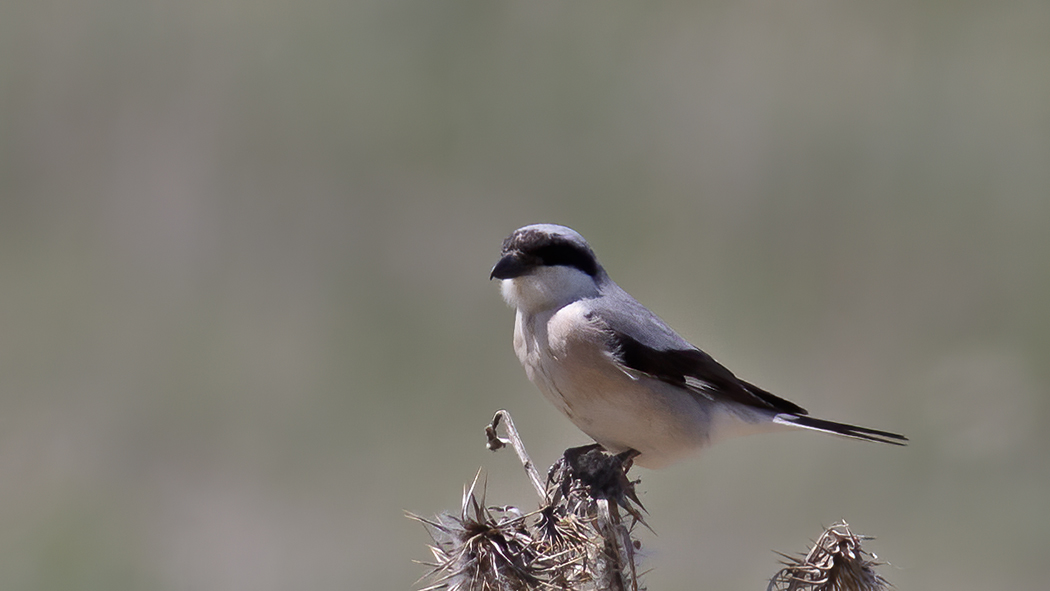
[769,521,891,591]
[412,411,647,591]
[410,470,543,591]
[543,446,648,591]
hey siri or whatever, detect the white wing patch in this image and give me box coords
[684,376,716,400]
[617,365,646,381]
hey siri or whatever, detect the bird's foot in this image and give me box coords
[547,444,645,516]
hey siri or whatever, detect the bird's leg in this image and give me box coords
[552,444,644,510]
[615,448,641,472]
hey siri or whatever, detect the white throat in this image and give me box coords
[500,266,600,314]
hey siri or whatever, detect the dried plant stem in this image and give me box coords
[486,409,546,500]
[594,499,638,591]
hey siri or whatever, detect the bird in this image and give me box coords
[490,223,906,469]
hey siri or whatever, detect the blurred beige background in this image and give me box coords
[2,1,1048,590]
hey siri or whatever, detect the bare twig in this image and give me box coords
[486,409,545,500]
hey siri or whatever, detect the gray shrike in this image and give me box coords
[491,224,906,469]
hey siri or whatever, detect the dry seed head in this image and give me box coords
[414,452,647,591]
[768,521,890,591]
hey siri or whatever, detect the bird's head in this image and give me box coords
[491,224,604,313]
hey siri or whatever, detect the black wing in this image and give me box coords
[612,331,808,415]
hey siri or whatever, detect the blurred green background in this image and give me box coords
[2,0,1048,589]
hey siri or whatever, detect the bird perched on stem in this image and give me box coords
[490,224,906,469]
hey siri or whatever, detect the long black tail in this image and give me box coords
[773,414,908,446]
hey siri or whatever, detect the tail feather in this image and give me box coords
[773,414,908,446]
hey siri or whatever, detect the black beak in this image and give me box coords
[490,252,531,280]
